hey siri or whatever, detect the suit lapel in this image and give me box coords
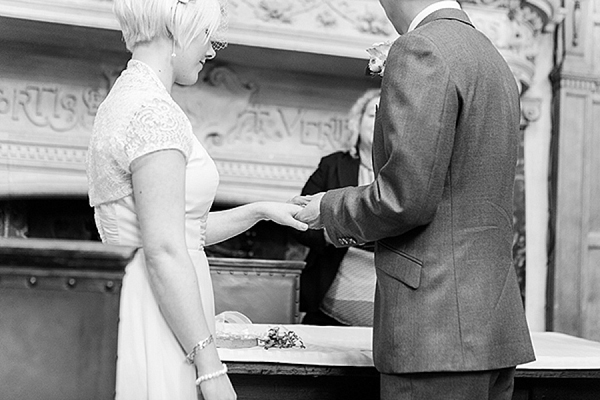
[416,8,474,31]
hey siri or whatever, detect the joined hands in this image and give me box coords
[289,193,325,230]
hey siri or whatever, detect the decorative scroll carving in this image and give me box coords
[173,66,353,154]
[460,0,513,7]
[230,0,394,37]
[520,96,542,129]
[463,0,561,93]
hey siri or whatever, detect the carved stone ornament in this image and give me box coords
[230,0,393,36]
[0,0,396,58]
[462,0,562,93]
[520,96,542,128]
[0,60,358,202]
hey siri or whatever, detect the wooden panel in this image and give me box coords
[209,258,305,324]
[582,98,600,340]
[589,98,600,235]
[551,0,600,342]
[0,238,134,400]
[552,91,586,335]
[0,269,123,400]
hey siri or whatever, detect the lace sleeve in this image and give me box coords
[122,98,193,171]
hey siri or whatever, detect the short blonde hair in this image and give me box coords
[346,88,381,158]
[113,0,227,52]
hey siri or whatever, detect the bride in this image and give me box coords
[86,0,307,399]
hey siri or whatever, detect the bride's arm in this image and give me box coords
[131,150,231,388]
[204,202,307,246]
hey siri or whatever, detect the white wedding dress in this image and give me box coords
[87,60,219,399]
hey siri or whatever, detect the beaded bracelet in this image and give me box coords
[185,334,214,364]
[195,363,228,385]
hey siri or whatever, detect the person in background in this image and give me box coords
[86,1,307,399]
[293,0,535,398]
[294,88,380,327]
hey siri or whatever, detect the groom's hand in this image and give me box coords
[290,193,325,230]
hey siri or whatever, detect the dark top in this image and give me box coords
[292,151,359,317]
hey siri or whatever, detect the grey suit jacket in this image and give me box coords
[320,9,535,373]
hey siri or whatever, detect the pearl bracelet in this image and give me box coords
[195,363,228,385]
[185,334,214,364]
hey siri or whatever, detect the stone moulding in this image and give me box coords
[0,0,395,59]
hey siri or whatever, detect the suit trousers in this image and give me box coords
[380,367,516,400]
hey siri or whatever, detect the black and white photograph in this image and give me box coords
[1,0,599,399]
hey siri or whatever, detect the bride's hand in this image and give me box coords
[260,202,308,231]
[197,374,236,400]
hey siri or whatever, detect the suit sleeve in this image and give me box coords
[321,33,459,245]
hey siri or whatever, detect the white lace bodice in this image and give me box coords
[87,60,194,206]
[87,60,219,250]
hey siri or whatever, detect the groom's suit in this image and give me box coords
[319,8,535,375]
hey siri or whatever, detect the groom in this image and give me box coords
[294,0,535,399]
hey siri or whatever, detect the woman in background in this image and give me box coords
[294,88,380,326]
[86,1,307,399]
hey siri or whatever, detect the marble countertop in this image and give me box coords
[217,324,600,370]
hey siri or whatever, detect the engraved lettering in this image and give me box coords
[0,88,10,114]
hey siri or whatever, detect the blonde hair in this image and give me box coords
[346,88,381,158]
[113,0,227,52]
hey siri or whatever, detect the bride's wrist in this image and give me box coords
[252,202,270,222]
[192,345,222,376]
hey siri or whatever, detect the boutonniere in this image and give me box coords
[366,40,393,77]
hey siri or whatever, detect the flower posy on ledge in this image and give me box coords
[366,40,393,77]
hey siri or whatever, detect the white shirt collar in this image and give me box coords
[407,1,462,33]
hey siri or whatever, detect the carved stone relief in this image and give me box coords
[175,67,352,154]
[0,57,363,202]
[229,0,394,36]
[463,0,560,92]
[0,0,395,58]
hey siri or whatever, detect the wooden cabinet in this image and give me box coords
[210,257,304,324]
[0,238,133,400]
[0,238,304,399]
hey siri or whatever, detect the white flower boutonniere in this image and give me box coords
[366,40,393,77]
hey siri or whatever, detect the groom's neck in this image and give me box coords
[385,0,441,34]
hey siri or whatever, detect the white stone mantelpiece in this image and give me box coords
[0,29,378,204]
[0,0,559,208]
[0,0,393,204]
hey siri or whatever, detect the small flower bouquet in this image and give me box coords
[259,326,305,350]
[366,40,393,77]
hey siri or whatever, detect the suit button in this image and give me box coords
[348,238,357,245]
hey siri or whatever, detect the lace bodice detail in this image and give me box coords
[87,60,194,206]
[87,59,220,251]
